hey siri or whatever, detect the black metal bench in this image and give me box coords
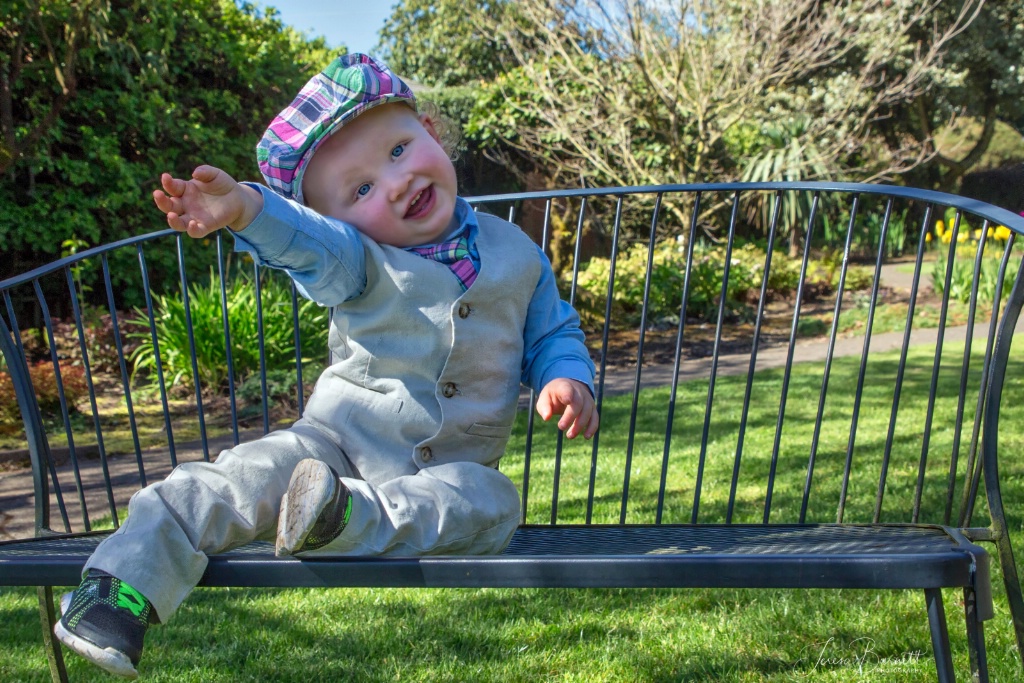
[2,182,1023,681]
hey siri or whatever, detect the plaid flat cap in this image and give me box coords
[256,53,416,203]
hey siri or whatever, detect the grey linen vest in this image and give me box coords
[302,212,543,485]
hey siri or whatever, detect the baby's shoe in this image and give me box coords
[276,458,352,556]
[54,569,153,679]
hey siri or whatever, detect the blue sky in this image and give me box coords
[256,1,394,55]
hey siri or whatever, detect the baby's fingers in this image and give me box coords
[562,399,598,440]
[557,400,580,434]
[153,189,181,217]
[191,165,220,183]
[160,172,187,198]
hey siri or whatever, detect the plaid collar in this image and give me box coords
[405,199,479,291]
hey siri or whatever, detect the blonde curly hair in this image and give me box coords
[418,100,463,162]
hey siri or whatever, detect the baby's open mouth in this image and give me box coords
[405,186,434,219]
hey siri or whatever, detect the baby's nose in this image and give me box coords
[388,173,413,202]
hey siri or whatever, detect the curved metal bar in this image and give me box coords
[137,244,177,468]
[291,281,305,417]
[550,197,588,524]
[914,209,960,523]
[176,235,210,460]
[66,267,118,527]
[469,181,1024,236]
[961,234,1017,527]
[102,255,145,486]
[691,192,740,524]
[621,193,664,524]
[785,193,821,524]
[875,204,933,522]
[519,198,550,523]
[254,262,270,434]
[657,191,701,524]
[32,279,90,531]
[981,250,1024,665]
[945,219,991,525]
[839,198,892,522]
[728,190,782,524]
[586,197,623,525]
[0,229,176,290]
[217,234,240,445]
[806,194,859,523]
[0,311,66,533]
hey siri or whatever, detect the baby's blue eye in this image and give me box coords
[357,183,371,196]
[391,144,404,158]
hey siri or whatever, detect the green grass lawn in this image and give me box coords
[3,340,1024,681]
[3,582,1021,682]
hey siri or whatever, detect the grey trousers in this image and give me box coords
[84,418,522,621]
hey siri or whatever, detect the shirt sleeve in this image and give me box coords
[230,183,366,307]
[520,245,597,395]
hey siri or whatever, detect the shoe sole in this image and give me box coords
[54,592,139,679]
[276,459,336,556]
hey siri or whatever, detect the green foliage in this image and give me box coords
[0,0,340,306]
[465,0,979,202]
[129,270,329,394]
[417,85,479,160]
[932,242,1022,306]
[884,1,1024,191]
[376,0,521,87]
[0,361,88,433]
[936,118,1024,174]
[816,202,912,260]
[741,119,834,247]
[575,238,874,328]
[467,53,667,186]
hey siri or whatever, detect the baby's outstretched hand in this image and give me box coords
[152,166,262,237]
[536,378,599,440]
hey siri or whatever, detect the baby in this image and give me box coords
[54,53,598,678]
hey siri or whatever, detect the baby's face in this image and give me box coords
[302,103,459,247]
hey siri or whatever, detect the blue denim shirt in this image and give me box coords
[232,184,595,394]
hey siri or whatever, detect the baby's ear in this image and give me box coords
[419,112,443,145]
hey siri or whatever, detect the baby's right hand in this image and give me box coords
[152,165,262,237]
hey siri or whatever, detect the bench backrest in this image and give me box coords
[2,183,1023,537]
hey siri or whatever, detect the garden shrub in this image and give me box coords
[0,371,15,431]
[237,361,325,412]
[575,239,750,328]
[42,309,148,376]
[574,239,867,329]
[129,271,329,395]
[0,362,88,434]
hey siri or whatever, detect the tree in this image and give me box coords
[375,0,523,87]
[0,0,113,178]
[377,0,541,197]
[0,0,338,303]
[468,0,982,233]
[880,1,1024,193]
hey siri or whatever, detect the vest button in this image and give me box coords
[458,303,471,319]
[420,447,433,463]
[442,382,458,398]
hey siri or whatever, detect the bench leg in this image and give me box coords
[37,586,68,683]
[992,532,1024,670]
[963,587,989,683]
[926,588,956,683]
